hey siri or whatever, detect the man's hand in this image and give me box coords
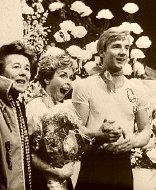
[99,120,123,143]
[114,138,133,153]
[92,128,122,147]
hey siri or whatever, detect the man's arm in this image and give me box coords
[116,108,151,153]
[73,102,122,145]
[131,108,151,148]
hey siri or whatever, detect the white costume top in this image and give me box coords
[72,74,148,140]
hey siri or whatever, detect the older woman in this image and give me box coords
[26,54,76,190]
[0,41,34,190]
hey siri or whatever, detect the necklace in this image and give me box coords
[9,95,32,190]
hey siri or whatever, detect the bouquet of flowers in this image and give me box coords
[30,100,90,189]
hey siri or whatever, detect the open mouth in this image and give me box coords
[60,87,69,95]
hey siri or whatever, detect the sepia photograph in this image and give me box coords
[0,0,156,190]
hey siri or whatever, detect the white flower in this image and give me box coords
[70,1,86,14]
[146,148,156,163]
[122,3,139,14]
[85,40,98,54]
[59,20,76,31]
[67,45,82,58]
[119,22,132,31]
[49,2,64,12]
[131,23,143,34]
[96,9,114,19]
[63,136,75,152]
[71,26,87,38]
[130,48,145,59]
[123,63,132,75]
[79,50,92,61]
[133,61,145,75]
[22,3,34,15]
[53,30,71,42]
[33,3,44,13]
[81,6,92,17]
[135,36,152,48]
[84,61,97,74]
[44,47,65,56]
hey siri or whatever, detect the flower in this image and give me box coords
[71,26,87,38]
[119,22,143,34]
[136,36,152,48]
[22,3,34,15]
[133,61,145,76]
[33,3,44,13]
[123,63,133,76]
[131,23,143,34]
[30,100,87,168]
[53,30,71,42]
[66,45,82,58]
[30,100,91,190]
[70,1,92,17]
[96,9,114,19]
[85,40,98,54]
[119,22,132,31]
[83,61,97,74]
[81,6,92,17]
[59,20,76,31]
[44,47,65,57]
[130,49,145,59]
[79,50,92,61]
[49,2,64,12]
[122,3,139,14]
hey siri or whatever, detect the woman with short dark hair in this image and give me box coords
[0,40,35,190]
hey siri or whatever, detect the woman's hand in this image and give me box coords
[53,162,74,179]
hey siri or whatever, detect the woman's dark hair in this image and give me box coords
[38,54,76,88]
[0,40,35,75]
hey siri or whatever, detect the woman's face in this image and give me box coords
[45,67,73,102]
[2,54,31,93]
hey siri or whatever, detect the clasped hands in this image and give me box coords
[94,119,133,153]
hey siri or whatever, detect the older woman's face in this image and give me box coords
[46,67,73,102]
[2,54,31,93]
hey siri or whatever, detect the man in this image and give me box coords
[0,41,34,190]
[72,27,151,190]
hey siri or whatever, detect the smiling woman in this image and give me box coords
[0,41,35,190]
[26,53,76,190]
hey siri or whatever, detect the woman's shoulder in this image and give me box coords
[26,97,43,107]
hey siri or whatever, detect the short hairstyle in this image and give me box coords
[0,40,35,75]
[38,54,76,88]
[97,27,131,55]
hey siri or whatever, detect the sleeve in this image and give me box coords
[72,79,90,106]
[136,84,149,111]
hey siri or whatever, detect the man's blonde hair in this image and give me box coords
[97,27,131,55]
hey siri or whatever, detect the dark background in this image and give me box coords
[43,0,156,70]
[85,0,156,70]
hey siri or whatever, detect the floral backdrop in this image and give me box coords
[21,0,156,169]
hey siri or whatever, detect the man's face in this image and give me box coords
[2,54,31,93]
[46,67,73,102]
[101,39,130,73]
